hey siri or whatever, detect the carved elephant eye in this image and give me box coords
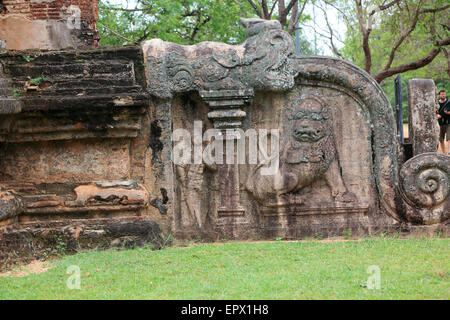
[269,33,290,49]
[271,36,284,44]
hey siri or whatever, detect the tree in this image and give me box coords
[324,0,449,83]
[246,0,310,34]
[98,0,254,46]
[98,0,316,54]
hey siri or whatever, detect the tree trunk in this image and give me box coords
[374,37,450,83]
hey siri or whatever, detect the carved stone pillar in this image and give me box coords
[407,79,439,156]
[200,89,253,217]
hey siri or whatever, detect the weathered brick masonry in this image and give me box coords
[0,0,99,49]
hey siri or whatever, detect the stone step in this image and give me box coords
[0,98,22,114]
[19,93,149,112]
[0,78,12,96]
[4,61,134,80]
[35,85,144,96]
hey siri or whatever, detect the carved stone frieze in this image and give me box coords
[0,15,448,261]
[144,18,297,99]
[246,95,356,205]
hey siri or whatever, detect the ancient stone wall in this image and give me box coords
[0,18,448,269]
[0,0,99,50]
[142,19,449,238]
[0,46,168,269]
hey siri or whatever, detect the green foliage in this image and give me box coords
[159,233,173,249]
[12,88,21,98]
[29,75,45,86]
[434,229,443,238]
[381,77,409,123]
[313,232,323,240]
[342,228,353,240]
[435,79,450,94]
[98,0,254,46]
[339,0,449,81]
[381,77,450,124]
[295,32,317,55]
[55,237,67,256]
[0,239,448,299]
[98,0,315,52]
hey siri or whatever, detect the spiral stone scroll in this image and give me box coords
[399,153,449,225]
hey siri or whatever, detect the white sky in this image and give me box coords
[302,3,347,56]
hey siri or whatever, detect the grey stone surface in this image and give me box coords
[399,152,449,224]
[0,75,22,114]
[0,191,23,222]
[408,79,439,155]
[0,18,448,262]
[142,18,449,239]
[143,18,298,98]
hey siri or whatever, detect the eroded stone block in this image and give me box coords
[0,191,23,222]
[408,79,439,155]
[0,0,99,50]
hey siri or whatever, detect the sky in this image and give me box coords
[302,3,347,56]
[106,0,346,56]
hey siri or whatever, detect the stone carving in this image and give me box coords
[144,19,298,227]
[291,56,402,224]
[407,79,440,156]
[0,190,23,222]
[246,95,355,205]
[200,90,253,218]
[143,18,449,239]
[0,13,448,267]
[399,153,449,224]
[165,53,196,91]
[145,18,297,98]
[73,181,149,208]
[0,181,149,217]
[0,47,148,142]
[176,163,206,228]
[240,18,295,91]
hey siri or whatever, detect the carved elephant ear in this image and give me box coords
[240,18,282,37]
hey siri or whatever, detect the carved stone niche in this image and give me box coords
[143,18,449,239]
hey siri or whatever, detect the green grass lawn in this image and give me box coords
[0,238,448,299]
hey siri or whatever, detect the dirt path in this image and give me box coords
[0,260,53,277]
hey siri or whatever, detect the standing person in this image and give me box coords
[436,89,450,154]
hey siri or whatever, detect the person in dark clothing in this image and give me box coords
[436,90,450,154]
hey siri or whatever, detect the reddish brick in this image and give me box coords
[2,0,99,48]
